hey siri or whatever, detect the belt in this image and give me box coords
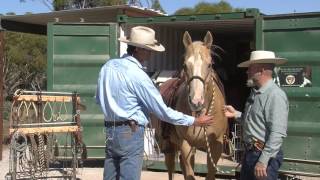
[104,120,136,127]
[104,120,141,132]
[244,138,265,151]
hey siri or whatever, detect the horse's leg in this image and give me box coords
[206,138,223,180]
[165,152,176,180]
[179,147,195,178]
[179,140,196,180]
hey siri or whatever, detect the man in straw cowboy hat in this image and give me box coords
[96,26,214,180]
[224,50,289,180]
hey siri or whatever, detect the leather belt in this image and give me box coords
[104,120,140,132]
[245,138,265,151]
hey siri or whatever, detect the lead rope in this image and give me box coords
[204,74,217,169]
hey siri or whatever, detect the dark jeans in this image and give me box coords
[240,149,283,180]
[103,125,145,180]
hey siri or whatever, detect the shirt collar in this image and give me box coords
[122,54,147,70]
[255,79,273,94]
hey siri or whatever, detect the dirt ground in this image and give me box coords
[1,145,319,180]
[0,145,202,180]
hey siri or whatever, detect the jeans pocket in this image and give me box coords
[116,126,134,152]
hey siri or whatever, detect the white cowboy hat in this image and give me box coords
[118,26,165,52]
[238,50,287,67]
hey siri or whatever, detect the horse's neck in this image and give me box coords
[210,71,226,99]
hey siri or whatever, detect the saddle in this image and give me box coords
[158,77,184,153]
[159,77,184,107]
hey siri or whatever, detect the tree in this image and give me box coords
[174,1,244,15]
[151,0,165,13]
[52,0,127,10]
[174,7,194,15]
[3,31,47,98]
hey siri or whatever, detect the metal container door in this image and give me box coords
[258,14,320,177]
[47,23,118,158]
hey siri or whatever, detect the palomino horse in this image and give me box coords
[158,31,228,180]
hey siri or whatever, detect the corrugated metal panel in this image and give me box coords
[47,23,117,158]
[121,18,255,72]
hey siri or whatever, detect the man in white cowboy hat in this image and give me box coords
[224,50,289,180]
[96,26,214,180]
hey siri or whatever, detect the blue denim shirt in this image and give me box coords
[96,54,195,126]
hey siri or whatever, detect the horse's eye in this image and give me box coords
[208,64,212,68]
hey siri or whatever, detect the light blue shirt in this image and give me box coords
[236,80,288,165]
[96,54,195,126]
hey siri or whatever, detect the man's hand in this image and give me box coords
[223,105,237,118]
[193,115,214,126]
[254,162,267,180]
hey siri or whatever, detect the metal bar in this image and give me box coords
[0,27,4,161]
[20,90,76,95]
[263,17,320,30]
[118,12,246,24]
[13,122,76,127]
[284,158,320,165]
[280,170,320,177]
[255,16,263,50]
[15,95,79,102]
[9,125,79,134]
[47,23,54,90]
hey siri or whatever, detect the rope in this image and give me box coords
[204,74,217,169]
[192,73,218,170]
[38,133,46,171]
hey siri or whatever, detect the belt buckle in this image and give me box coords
[245,143,254,151]
[128,120,137,132]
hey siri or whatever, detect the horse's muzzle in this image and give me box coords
[188,95,205,112]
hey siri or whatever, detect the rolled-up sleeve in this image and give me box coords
[259,91,288,165]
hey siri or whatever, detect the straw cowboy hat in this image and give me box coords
[238,50,287,67]
[118,26,165,52]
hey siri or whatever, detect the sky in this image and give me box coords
[1,0,320,16]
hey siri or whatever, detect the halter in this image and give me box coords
[184,66,213,113]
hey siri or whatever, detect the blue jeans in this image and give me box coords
[240,149,283,180]
[103,125,145,180]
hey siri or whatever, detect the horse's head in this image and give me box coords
[182,31,213,112]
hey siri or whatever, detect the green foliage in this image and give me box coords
[151,0,165,13]
[53,0,127,10]
[4,32,47,97]
[174,0,242,15]
[174,7,194,15]
[5,32,46,72]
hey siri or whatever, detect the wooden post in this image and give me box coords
[0,26,4,160]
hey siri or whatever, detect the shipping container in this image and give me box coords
[2,7,320,178]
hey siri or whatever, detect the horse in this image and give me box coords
[156,31,228,180]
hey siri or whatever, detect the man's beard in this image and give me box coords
[247,72,261,87]
[246,79,255,87]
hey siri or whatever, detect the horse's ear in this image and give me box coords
[183,31,192,48]
[204,31,213,48]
